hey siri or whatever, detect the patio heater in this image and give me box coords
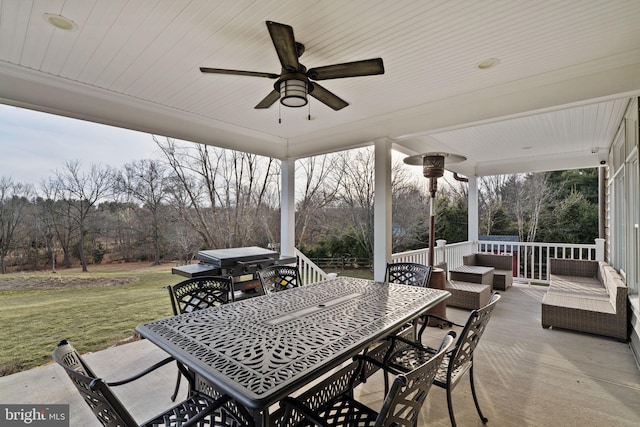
[403,152,467,266]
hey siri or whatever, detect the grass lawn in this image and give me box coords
[0,263,182,376]
[0,263,373,377]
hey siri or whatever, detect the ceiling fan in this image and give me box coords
[199,21,385,111]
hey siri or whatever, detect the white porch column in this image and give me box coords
[280,159,296,257]
[373,138,393,282]
[468,176,479,242]
[595,238,605,261]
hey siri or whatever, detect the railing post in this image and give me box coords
[595,238,605,261]
[436,239,447,265]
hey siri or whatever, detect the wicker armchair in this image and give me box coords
[463,253,513,290]
[167,276,235,400]
[277,332,455,427]
[256,264,301,294]
[382,292,501,427]
[52,340,253,427]
[385,262,432,287]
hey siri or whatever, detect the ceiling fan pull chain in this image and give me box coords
[308,101,311,121]
[279,102,282,124]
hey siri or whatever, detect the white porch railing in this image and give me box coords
[296,238,603,285]
[391,239,604,285]
[295,248,332,285]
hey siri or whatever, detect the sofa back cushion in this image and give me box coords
[549,258,598,277]
[465,253,513,270]
[476,253,513,270]
[598,262,628,314]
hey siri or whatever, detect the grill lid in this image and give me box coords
[197,246,280,268]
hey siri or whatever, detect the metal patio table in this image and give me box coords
[136,276,450,427]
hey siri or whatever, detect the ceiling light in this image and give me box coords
[43,13,78,31]
[278,77,308,107]
[477,58,500,70]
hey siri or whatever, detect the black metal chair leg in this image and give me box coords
[171,371,181,402]
[446,385,457,427]
[383,366,391,394]
[470,364,488,424]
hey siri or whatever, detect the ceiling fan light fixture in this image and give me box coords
[279,78,308,107]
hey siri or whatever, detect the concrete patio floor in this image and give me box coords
[1,284,639,426]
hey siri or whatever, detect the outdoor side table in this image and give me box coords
[450,265,495,287]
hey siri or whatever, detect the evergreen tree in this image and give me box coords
[435,195,468,243]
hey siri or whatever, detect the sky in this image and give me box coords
[0,103,429,191]
[0,103,163,187]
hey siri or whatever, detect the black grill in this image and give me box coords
[172,246,297,294]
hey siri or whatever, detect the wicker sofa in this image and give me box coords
[463,253,513,291]
[541,258,627,342]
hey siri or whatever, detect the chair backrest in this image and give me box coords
[52,340,138,427]
[448,292,501,380]
[377,332,455,427]
[256,265,301,294]
[167,276,235,315]
[385,262,432,288]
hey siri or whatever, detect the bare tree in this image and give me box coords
[295,155,343,247]
[117,159,169,265]
[338,149,376,258]
[156,137,278,249]
[28,197,58,272]
[54,161,114,272]
[513,172,555,243]
[335,148,410,258]
[479,175,509,235]
[0,178,32,273]
[167,221,203,264]
[39,178,77,268]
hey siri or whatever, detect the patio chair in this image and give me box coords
[385,262,432,287]
[382,292,501,427]
[385,262,435,333]
[167,276,235,401]
[277,331,455,427]
[168,275,236,314]
[256,263,301,294]
[52,339,254,427]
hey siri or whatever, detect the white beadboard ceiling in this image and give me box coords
[1,0,640,176]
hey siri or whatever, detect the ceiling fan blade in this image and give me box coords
[255,90,281,109]
[309,83,348,111]
[200,67,279,79]
[307,58,384,80]
[266,21,300,72]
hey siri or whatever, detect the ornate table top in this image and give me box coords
[136,277,449,411]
